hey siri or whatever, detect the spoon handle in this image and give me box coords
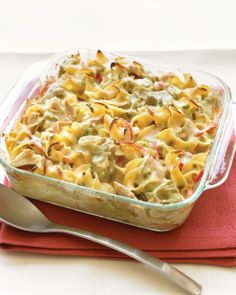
[52,224,201,295]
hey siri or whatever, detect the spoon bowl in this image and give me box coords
[0,183,52,231]
[0,183,201,295]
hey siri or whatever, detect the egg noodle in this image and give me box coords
[5,50,220,204]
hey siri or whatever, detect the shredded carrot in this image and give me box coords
[115,155,126,167]
[194,169,204,182]
[196,122,217,137]
[178,162,184,170]
[40,78,55,97]
[96,72,103,83]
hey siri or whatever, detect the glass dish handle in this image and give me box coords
[0,59,48,134]
[205,102,236,190]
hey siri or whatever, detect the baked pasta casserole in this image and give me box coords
[5,50,220,204]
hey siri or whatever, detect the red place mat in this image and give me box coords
[0,156,236,266]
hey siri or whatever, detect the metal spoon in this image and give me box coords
[0,183,201,294]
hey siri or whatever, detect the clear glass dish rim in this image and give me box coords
[0,48,233,211]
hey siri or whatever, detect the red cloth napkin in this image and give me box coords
[0,156,236,266]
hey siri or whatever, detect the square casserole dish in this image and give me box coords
[0,49,235,232]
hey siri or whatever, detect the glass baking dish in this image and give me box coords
[0,49,235,232]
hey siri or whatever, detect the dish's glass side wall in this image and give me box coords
[5,166,195,231]
[0,49,233,231]
[205,104,236,189]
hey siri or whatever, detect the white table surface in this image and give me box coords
[0,0,236,53]
[0,1,236,294]
[0,50,236,295]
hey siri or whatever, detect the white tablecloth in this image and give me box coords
[0,50,236,295]
[1,0,236,53]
